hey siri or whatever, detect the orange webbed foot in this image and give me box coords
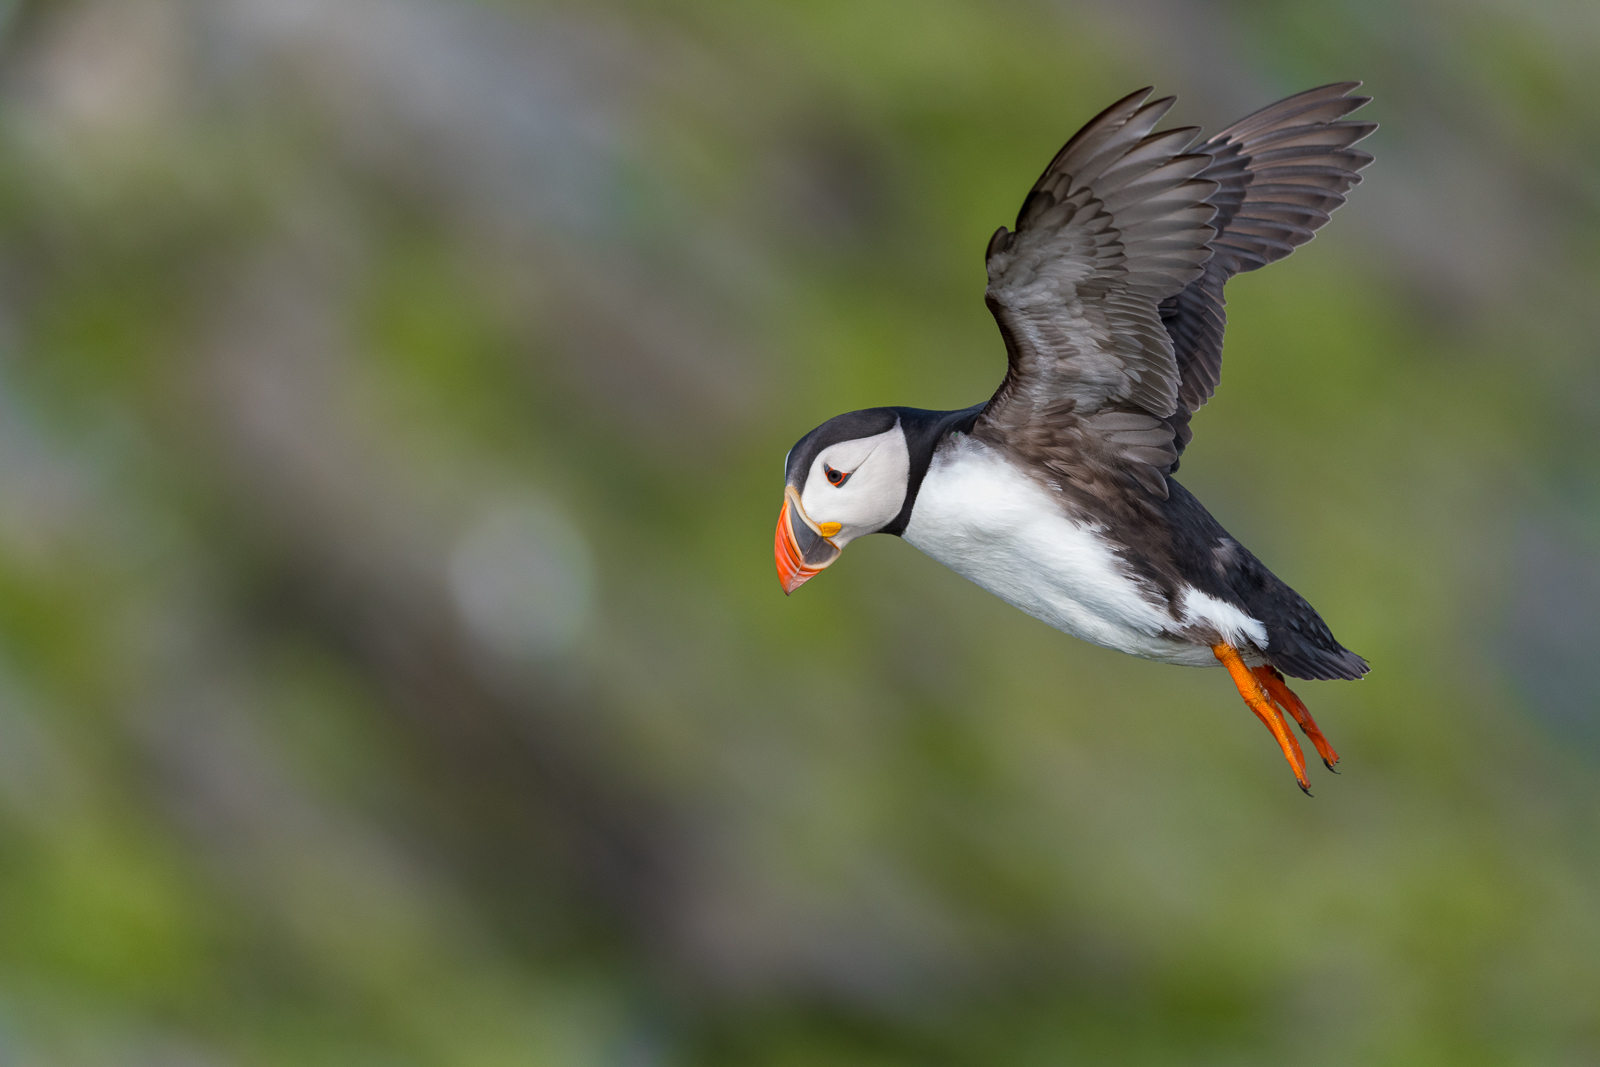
[1252,664,1340,772]
[1212,643,1312,794]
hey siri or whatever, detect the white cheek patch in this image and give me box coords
[814,434,885,478]
[799,424,910,544]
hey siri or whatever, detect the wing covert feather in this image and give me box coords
[976,83,1375,495]
[979,90,1219,495]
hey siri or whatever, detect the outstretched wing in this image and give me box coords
[1161,84,1376,458]
[977,89,1220,497]
[977,84,1376,497]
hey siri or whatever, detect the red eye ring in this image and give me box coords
[824,464,851,487]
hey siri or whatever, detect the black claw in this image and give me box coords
[1298,782,1313,797]
[1323,760,1340,774]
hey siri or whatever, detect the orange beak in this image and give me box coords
[775,486,841,595]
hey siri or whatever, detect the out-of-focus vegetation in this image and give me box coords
[0,0,1598,1063]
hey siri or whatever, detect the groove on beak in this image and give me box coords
[775,485,841,594]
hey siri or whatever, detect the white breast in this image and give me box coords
[901,437,1262,668]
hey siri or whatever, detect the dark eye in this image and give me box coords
[825,464,851,487]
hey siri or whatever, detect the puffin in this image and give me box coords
[774,83,1375,793]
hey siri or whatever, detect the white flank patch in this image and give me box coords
[1177,587,1269,651]
[902,436,1243,668]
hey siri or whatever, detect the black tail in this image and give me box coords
[1157,479,1369,682]
[1234,554,1368,681]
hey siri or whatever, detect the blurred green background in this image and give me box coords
[0,0,1597,1063]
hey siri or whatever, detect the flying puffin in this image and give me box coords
[774,83,1375,793]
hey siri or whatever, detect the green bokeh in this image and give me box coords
[0,0,1597,1063]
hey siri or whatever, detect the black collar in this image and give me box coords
[881,404,984,536]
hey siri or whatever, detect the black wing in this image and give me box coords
[1160,83,1376,458]
[978,89,1220,497]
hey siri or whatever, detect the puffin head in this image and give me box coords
[776,408,911,594]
